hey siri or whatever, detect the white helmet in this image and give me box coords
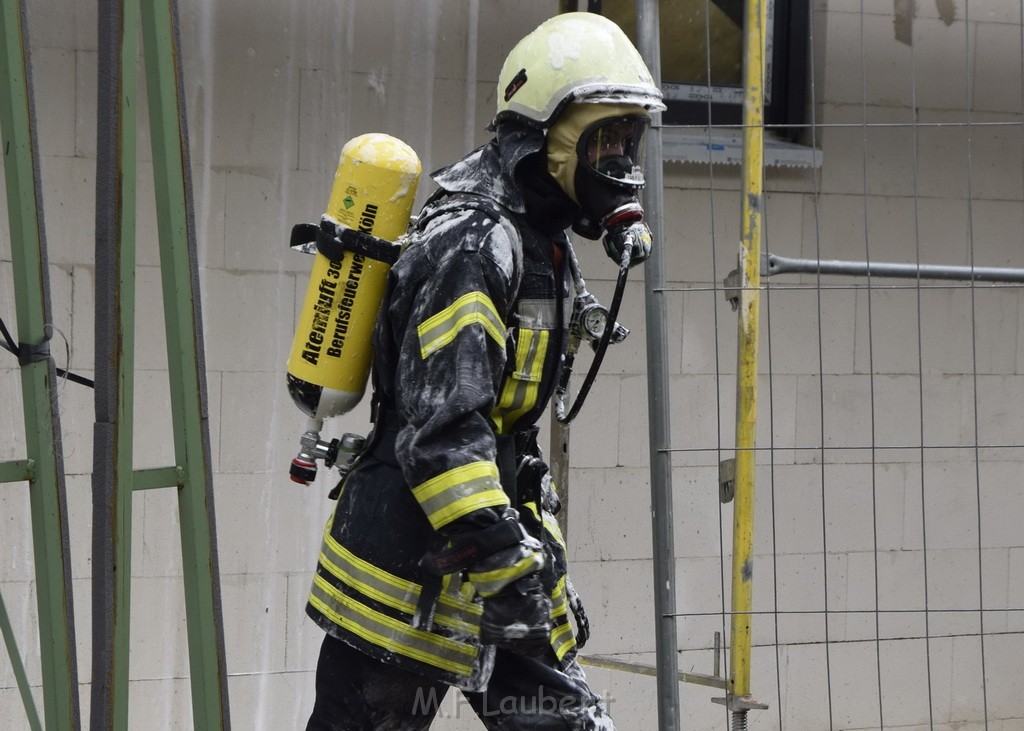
[494,12,666,129]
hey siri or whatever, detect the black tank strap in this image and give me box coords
[495,433,517,505]
[365,402,403,469]
[287,216,402,265]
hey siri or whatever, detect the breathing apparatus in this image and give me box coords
[552,174,653,424]
[285,133,421,485]
[552,107,655,424]
[563,112,655,266]
[546,104,654,264]
[494,12,664,423]
[554,218,644,425]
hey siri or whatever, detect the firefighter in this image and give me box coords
[304,11,664,730]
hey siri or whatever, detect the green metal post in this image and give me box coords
[0,588,42,730]
[0,1,81,728]
[91,0,139,727]
[138,1,230,728]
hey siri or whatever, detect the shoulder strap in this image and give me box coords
[416,190,509,228]
[417,192,525,321]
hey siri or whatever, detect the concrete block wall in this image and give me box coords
[1,0,1022,728]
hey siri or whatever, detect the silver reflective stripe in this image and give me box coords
[318,532,482,633]
[551,581,568,619]
[492,328,548,433]
[490,297,558,434]
[550,617,576,660]
[417,291,506,358]
[513,327,544,380]
[412,461,509,530]
[309,575,479,677]
[523,501,566,551]
[516,298,559,329]
[467,550,544,597]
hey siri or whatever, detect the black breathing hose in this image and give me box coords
[555,238,633,425]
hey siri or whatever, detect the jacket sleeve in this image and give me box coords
[390,210,519,536]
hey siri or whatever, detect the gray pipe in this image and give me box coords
[764,252,1024,283]
[636,1,681,729]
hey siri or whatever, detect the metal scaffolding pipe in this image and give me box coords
[721,0,770,726]
[764,252,1024,283]
[636,1,681,729]
[91,0,230,726]
[92,0,139,727]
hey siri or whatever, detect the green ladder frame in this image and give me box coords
[0,2,80,729]
[91,0,229,728]
[0,0,229,728]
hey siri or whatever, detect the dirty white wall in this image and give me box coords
[0,0,1022,729]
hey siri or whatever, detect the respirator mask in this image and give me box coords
[548,105,653,267]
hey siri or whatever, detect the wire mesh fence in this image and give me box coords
[660,0,1024,728]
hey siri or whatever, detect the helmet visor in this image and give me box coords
[578,115,650,188]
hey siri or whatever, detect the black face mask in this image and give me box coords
[570,192,653,268]
[570,172,641,240]
[570,156,653,269]
[569,115,650,241]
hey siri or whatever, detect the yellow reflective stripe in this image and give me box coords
[467,552,544,597]
[544,514,565,549]
[550,582,568,619]
[550,619,576,660]
[522,501,566,551]
[492,328,548,433]
[417,291,505,358]
[318,530,482,634]
[321,528,416,603]
[440,572,479,613]
[549,576,576,659]
[412,461,510,530]
[309,575,477,677]
[514,328,543,379]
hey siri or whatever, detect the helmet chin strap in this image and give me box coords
[570,213,603,240]
[570,194,639,241]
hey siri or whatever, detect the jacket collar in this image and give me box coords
[429,124,547,215]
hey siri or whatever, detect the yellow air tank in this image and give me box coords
[286,133,421,483]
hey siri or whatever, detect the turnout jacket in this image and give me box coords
[305,131,578,691]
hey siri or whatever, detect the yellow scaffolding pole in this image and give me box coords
[720,0,770,725]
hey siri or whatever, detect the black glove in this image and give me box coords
[480,573,552,657]
[517,455,562,515]
[565,577,590,649]
[421,508,551,655]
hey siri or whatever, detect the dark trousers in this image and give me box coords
[305,633,615,730]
